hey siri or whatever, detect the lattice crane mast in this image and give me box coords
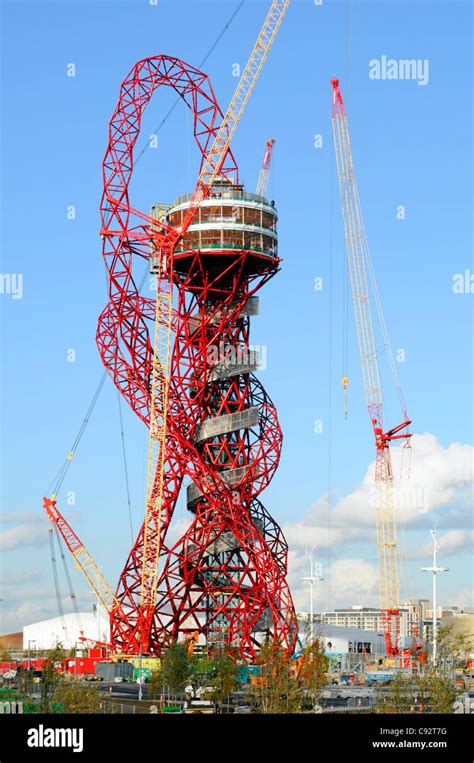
[42,497,127,630]
[256,137,275,196]
[139,0,291,643]
[330,78,412,655]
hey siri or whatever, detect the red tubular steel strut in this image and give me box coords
[97,56,297,659]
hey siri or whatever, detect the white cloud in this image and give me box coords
[0,523,48,551]
[1,570,43,586]
[440,587,474,610]
[0,598,62,634]
[0,577,93,633]
[406,529,474,561]
[163,515,192,549]
[284,523,372,550]
[283,434,473,554]
[0,511,44,524]
[290,556,379,612]
[332,433,473,527]
[283,434,473,610]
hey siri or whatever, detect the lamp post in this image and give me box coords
[138,643,143,701]
[88,568,103,644]
[421,528,448,668]
[75,642,79,676]
[301,547,324,645]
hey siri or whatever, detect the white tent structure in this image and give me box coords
[23,611,109,651]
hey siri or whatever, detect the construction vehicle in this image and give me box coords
[186,631,199,657]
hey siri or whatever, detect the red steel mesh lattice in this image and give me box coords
[97,56,297,659]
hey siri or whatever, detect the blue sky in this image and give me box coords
[1,0,472,632]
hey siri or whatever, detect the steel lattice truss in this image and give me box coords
[97,55,297,660]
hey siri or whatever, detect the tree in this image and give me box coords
[149,668,164,701]
[377,670,460,713]
[40,643,65,711]
[52,683,100,714]
[160,642,192,696]
[377,673,414,713]
[251,641,302,714]
[207,652,237,705]
[296,639,328,705]
[437,619,474,666]
[426,672,460,713]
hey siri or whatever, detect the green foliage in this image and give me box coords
[377,670,460,714]
[205,652,237,703]
[52,682,100,714]
[251,641,301,714]
[425,672,460,713]
[377,673,412,713]
[437,620,474,663]
[297,639,328,702]
[39,643,66,710]
[148,669,164,700]
[160,642,192,694]
[0,649,11,662]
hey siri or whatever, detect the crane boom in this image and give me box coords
[178,0,290,236]
[140,0,291,637]
[43,496,121,617]
[256,137,275,196]
[140,260,172,616]
[196,1,288,191]
[330,79,412,655]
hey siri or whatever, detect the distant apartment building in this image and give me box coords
[314,606,382,632]
[298,600,429,639]
[298,601,470,643]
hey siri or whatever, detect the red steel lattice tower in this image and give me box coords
[96,55,297,659]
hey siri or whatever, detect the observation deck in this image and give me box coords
[160,183,279,281]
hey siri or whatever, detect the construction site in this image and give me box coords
[1,0,472,728]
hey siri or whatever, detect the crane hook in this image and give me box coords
[342,376,349,418]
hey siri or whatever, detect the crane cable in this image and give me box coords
[327,0,354,619]
[45,372,107,500]
[54,525,84,638]
[328,0,354,619]
[134,0,246,165]
[49,528,72,648]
